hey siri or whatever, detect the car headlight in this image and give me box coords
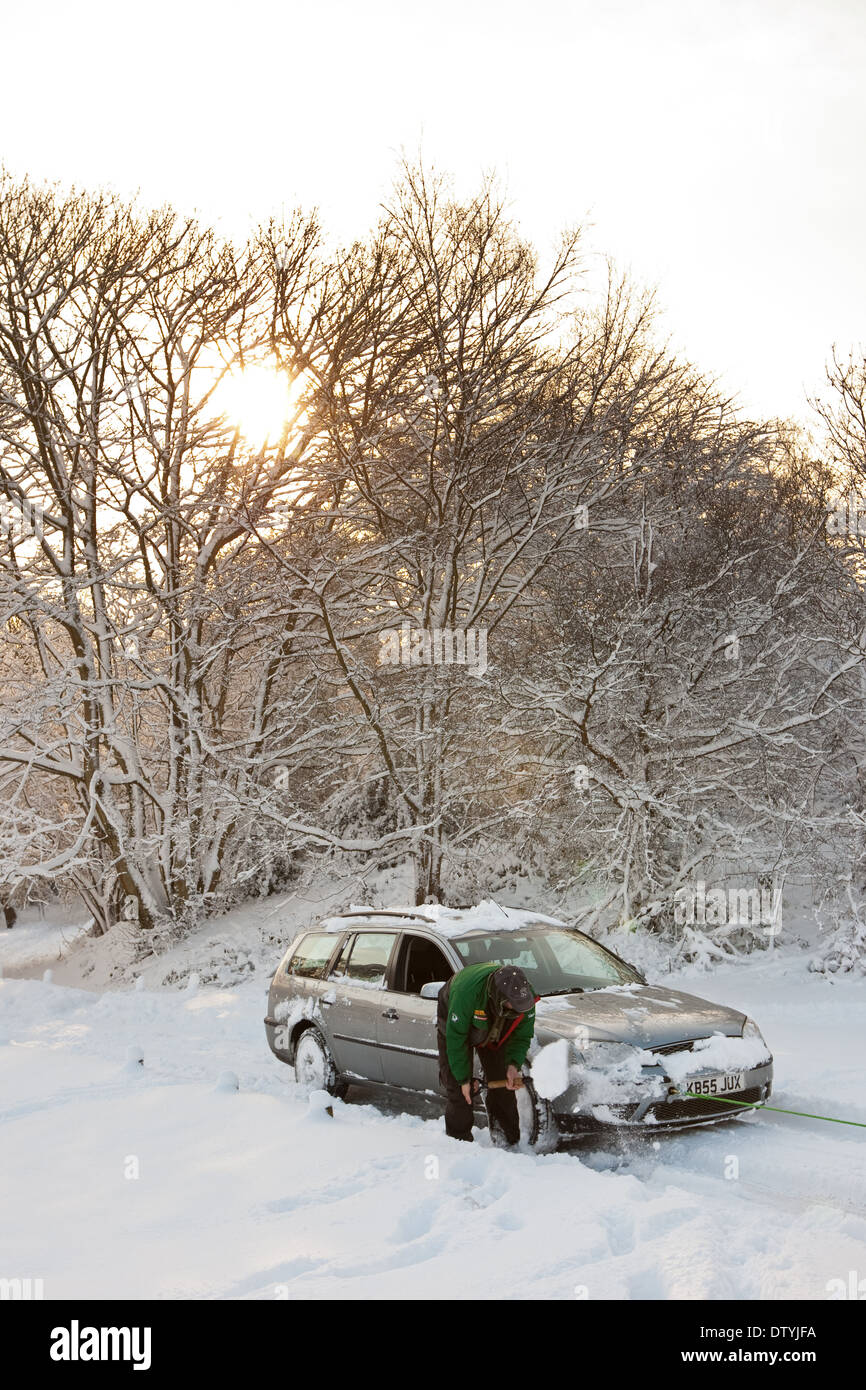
[742,1017,765,1044]
[577,1040,639,1069]
[571,1038,656,1100]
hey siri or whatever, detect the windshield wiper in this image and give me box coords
[541,986,585,996]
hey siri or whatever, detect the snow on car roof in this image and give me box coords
[320,900,567,938]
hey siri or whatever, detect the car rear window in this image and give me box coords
[286,932,337,979]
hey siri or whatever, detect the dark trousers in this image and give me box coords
[436,988,520,1144]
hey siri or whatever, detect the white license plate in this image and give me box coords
[685,1071,745,1097]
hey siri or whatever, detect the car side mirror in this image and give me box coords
[420,981,445,1000]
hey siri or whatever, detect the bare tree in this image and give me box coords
[0,174,327,929]
[253,170,687,902]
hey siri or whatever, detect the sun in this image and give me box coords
[212,363,306,446]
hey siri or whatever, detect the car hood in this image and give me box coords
[534,985,746,1049]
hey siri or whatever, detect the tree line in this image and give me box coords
[1,165,865,966]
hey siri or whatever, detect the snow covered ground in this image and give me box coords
[0,906,92,977]
[1,901,865,1300]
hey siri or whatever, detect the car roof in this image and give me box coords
[316,902,567,939]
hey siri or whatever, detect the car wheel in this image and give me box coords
[292,1027,347,1099]
[520,1079,558,1153]
[486,1079,558,1152]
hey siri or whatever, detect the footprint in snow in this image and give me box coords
[390,1196,438,1243]
[493,1209,523,1232]
[603,1207,637,1257]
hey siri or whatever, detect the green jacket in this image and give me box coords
[443,962,536,1085]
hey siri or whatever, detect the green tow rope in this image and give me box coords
[673,1088,866,1130]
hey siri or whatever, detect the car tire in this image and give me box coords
[521,1079,559,1153]
[292,1026,348,1099]
[486,1078,558,1153]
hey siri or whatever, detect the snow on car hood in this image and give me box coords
[534,985,746,1049]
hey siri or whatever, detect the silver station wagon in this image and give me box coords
[264,904,773,1149]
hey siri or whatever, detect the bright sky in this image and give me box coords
[2,0,864,424]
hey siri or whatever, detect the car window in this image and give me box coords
[397,934,454,993]
[545,930,634,983]
[454,934,545,974]
[453,927,642,993]
[342,931,397,987]
[327,934,354,980]
[286,932,338,979]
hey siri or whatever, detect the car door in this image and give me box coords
[321,930,399,1083]
[376,932,456,1092]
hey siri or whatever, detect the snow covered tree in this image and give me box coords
[0,175,329,929]
[253,169,659,903]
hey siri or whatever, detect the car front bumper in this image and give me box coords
[553,1055,774,1133]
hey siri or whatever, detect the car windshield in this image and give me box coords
[452,926,644,995]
